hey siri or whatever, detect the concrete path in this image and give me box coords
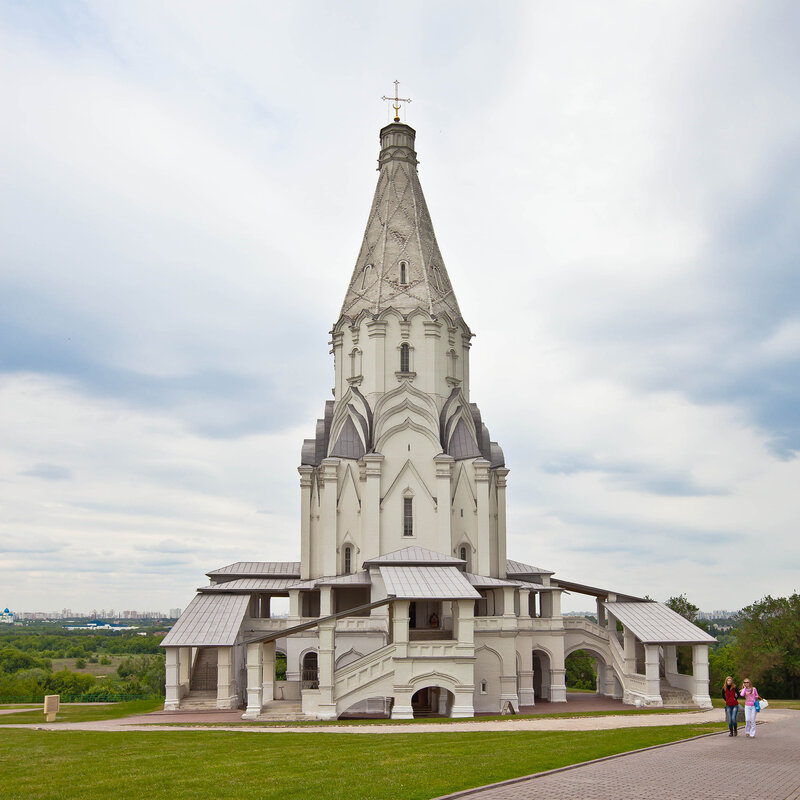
[432,710,800,800]
[7,707,795,735]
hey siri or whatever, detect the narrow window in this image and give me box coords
[360,264,373,290]
[399,261,408,284]
[480,680,488,695]
[400,343,410,373]
[344,545,352,574]
[403,497,413,536]
[460,546,467,562]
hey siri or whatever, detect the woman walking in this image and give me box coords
[740,678,761,738]
[722,676,739,736]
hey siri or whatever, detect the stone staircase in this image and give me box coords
[179,690,217,710]
[255,700,311,721]
[660,681,698,708]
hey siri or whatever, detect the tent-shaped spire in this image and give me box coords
[340,123,463,323]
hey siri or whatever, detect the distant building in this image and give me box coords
[1,608,14,624]
[169,608,182,619]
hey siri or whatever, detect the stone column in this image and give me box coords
[454,598,474,649]
[495,468,509,578]
[164,647,181,711]
[320,585,333,617]
[391,686,414,720]
[623,628,637,675]
[663,644,678,683]
[644,644,663,705]
[320,458,340,578]
[298,466,314,579]
[317,622,336,719]
[474,458,491,576]
[361,454,384,563]
[596,597,606,627]
[550,589,563,619]
[366,319,387,395]
[178,647,191,697]
[518,588,531,622]
[216,647,237,710]
[392,599,410,658]
[424,319,442,395]
[501,586,516,631]
[451,685,475,718]
[517,643,535,706]
[549,637,567,703]
[433,454,454,556]
[691,644,713,708]
[262,641,276,705]
[242,641,264,719]
[498,635,520,713]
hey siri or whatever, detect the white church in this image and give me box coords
[161,112,715,719]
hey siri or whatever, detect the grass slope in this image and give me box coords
[0,698,163,725]
[1,723,723,800]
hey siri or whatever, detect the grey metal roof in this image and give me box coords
[604,601,717,645]
[379,566,481,599]
[160,593,250,647]
[365,546,465,567]
[464,572,524,588]
[506,559,555,576]
[315,572,372,586]
[206,561,301,578]
[198,577,298,593]
[330,416,366,460]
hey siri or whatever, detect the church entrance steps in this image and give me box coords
[333,643,397,714]
[659,682,699,708]
[179,690,217,710]
[254,700,313,721]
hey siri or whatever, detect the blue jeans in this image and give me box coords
[725,705,739,730]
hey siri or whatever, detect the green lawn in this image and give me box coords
[0,698,163,725]
[0,723,724,800]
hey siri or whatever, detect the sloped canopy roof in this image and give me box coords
[160,593,250,647]
[506,559,555,576]
[379,566,480,599]
[206,561,301,579]
[365,546,465,567]
[604,601,717,645]
[198,578,298,593]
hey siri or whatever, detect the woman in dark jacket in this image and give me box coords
[723,676,739,736]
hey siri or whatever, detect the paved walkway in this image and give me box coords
[432,710,800,800]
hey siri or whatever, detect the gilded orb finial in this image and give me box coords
[381,80,412,122]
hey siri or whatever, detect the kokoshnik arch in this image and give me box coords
[161,113,715,719]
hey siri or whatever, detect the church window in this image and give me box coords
[480,680,488,695]
[460,546,467,562]
[344,545,352,574]
[400,343,410,373]
[403,497,413,536]
[360,264,373,290]
[399,261,409,285]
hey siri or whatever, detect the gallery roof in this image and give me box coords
[160,593,250,648]
[604,601,717,645]
[365,546,466,567]
[506,559,555,576]
[379,566,481,600]
[198,577,298,593]
[206,561,301,579]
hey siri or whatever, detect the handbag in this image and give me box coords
[754,699,761,712]
[760,698,769,709]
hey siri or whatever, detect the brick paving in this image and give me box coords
[433,710,800,800]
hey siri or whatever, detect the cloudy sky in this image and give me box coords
[1,1,798,615]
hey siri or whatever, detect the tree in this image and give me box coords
[665,594,699,623]
[565,650,597,690]
[735,593,800,699]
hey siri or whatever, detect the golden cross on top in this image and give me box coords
[381,80,411,122]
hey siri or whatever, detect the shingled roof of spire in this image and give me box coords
[340,123,464,324]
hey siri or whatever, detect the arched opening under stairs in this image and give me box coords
[301,651,319,689]
[411,686,454,718]
[532,649,551,701]
[338,696,393,719]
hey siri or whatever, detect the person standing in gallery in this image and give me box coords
[740,678,761,738]
[723,676,740,736]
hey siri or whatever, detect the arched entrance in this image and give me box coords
[411,686,454,718]
[301,651,318,689]
[532,649,551,701]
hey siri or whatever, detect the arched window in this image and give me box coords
[360,264,373,290]
[460,546,467,562]
[459,544,471,572]
[400,343,410,373]
[403,496,413,536]
[399,261,408,285]
[344,545,352,574]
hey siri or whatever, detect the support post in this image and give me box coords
[262,641,276,705]
[242,641,263,719]
[216,647,237,710]
[164,647,181,711]
[691,644,713,709]
[518,644,534,707]
[644,644,663,705]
